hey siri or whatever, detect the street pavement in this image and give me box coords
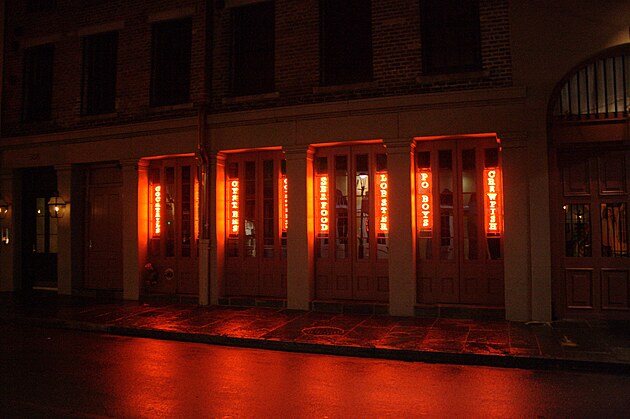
[1,292,630,373]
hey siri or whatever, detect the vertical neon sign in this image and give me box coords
[416,170,432,234]
[229,179,240,235]
[282,176,288,232]
[153,185,162,237]
[377,173,388,233]
[484,168,502,235]
[317,175,329,234]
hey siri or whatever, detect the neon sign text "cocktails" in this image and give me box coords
[230,179,239,235]
[154,185,162,236]
[282,177,288,232]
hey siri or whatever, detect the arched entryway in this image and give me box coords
[548,44,630,320]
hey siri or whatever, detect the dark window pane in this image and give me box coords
[601,203,628,257]
[565,204,591,257]
[321,0,372,85]
[23,44,54,121]
[82,31,118,115]
[151,18,192,106]
[233,2,275,95]
[421,0,481,74]
[27,0,55,12]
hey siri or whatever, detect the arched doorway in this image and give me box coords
[548,44,630,320]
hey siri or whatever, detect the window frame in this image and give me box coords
[421,0,482,75]
[150,17,193,107]
[81,31,118,116]
[22,43,55,122]
[231,1,275,96]
[320,0,373,86]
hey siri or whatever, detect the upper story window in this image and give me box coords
[421,0,482,75]
[82,31,118,115]
[27,0,56,13]
[320,0,373,86]
[232,1,275,96]
[22,43,54,122]
[150,17,192,107]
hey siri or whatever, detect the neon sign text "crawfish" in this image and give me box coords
[484,169,501,234]
[417,170,432,233]
[318,176,329,233]
[154,185,162,236]
[377,173,388,233]
[230,179,239,235]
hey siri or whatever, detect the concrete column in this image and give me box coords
[384,139,416,316]
[208,152,226,305]
[501,133,532,321]
[55,164,72,295]
[528,133,552,322]
[284,145,314,310]
[0,169,15,292]
[121,159,149,301]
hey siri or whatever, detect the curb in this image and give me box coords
[5,315,630,375]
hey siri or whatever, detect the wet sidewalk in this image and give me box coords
[2,292,630,373]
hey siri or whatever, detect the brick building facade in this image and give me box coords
[1,0,629,321]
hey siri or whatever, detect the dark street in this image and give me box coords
[2,324,630,418]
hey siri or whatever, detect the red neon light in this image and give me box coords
[317,175,329,234]
[416,170,432,234]
[282,176,288,232]
[377,173,388,233]
[229,179,239,235]
[153,185,162,237]
[484,168,502,235]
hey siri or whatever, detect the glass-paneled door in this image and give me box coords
[225,151,287,298]
[416,138,504,306]
[552,149,630,319]
[148,157,199,295]
[314,144,389,302]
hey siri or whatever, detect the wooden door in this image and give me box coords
[314,144,389,302]
[225,152,287,298]
[147,158,199,295]
[552,149,630,320]
[86,185,122,290]
[21,167,58,290]
[416,138,504,306]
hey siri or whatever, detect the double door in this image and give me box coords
[225,151,287,298]
[314,144,389,302]
[552,149,629,319]
[21,167,58,291]
[147,158,199,295]
[416,138,504,306]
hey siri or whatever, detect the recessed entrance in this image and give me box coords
[314,144,389,302]
[21,167,58,291]
[415,138,504,306]
[147,157,199,295]
[224,151,287,298]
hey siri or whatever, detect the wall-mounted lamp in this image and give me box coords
[48,195,67,218]
[0,196,9,219]
[1,228,9,245]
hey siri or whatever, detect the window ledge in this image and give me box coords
[222,91,280,105]
[313,81,378,94]
[148,102,194,113]
[416,69,490,84]
[80,112,119,121]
